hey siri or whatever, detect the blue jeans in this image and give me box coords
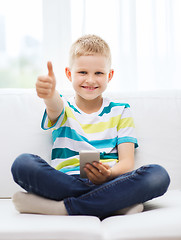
[11,153,170,218]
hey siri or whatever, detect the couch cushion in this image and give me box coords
[0,199,101,240]
[102,190,181,240]
[1,190,181,240]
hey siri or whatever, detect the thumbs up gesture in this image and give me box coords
[36,61,56,99]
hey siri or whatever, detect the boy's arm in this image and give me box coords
[110,142,135,177]
[36,61,63,123]
[43,91,63,124]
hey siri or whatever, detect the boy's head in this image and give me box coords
[69,35,112,69]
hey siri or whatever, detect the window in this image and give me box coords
[0,0,42,88]
[1,0,181,91]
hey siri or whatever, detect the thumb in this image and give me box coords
[47,61,54,77]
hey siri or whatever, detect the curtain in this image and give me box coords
[69,0,181,92]
[43,0,181,92]
[42,0,72,90]
[0,0,180,90]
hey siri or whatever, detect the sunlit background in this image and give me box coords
[0,0,181,92]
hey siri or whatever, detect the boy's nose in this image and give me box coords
[86,76,95,84]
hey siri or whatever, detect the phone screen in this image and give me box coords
[79,150,100,178]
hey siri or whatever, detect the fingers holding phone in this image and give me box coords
[85,162,112,185]
[79,150,112,184]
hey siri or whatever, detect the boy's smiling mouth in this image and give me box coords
[81,86,98,90]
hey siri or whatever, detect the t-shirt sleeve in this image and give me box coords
[117,105,138,148]
[41,95,66,130]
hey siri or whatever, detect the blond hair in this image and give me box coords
[69,34,111,68]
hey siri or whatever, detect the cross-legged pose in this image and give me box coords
[11,35,170,218]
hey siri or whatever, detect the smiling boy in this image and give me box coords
[11,35,170,217]
[65,54,113,114]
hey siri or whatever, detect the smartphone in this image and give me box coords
[79,150,100,178]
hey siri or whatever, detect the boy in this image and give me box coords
[11,35,170,217]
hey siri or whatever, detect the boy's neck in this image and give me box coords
[75,95,103,114]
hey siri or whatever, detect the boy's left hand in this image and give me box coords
[84,162,113,185]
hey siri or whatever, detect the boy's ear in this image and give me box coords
[108,69,114,82]
[65,67,72,82]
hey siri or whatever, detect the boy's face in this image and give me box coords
[65,55,114,103]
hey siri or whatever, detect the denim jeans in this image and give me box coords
[11,153,170,218]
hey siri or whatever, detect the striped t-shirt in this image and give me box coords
[41,95,138,175]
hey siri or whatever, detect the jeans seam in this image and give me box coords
[64,198,75,215]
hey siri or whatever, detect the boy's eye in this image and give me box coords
[79,71,87,75]
[95,72,103,75]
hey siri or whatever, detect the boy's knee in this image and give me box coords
[147,164,170,194]
[153,164,170,184]
[11,153,37,176]
[12,153,29,168]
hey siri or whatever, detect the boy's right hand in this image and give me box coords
[36,61,56,99]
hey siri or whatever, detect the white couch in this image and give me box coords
[0,88,181,240]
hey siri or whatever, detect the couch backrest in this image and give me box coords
[0,89,52,197]
[0,89,181,197]
[108,90,181,191]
